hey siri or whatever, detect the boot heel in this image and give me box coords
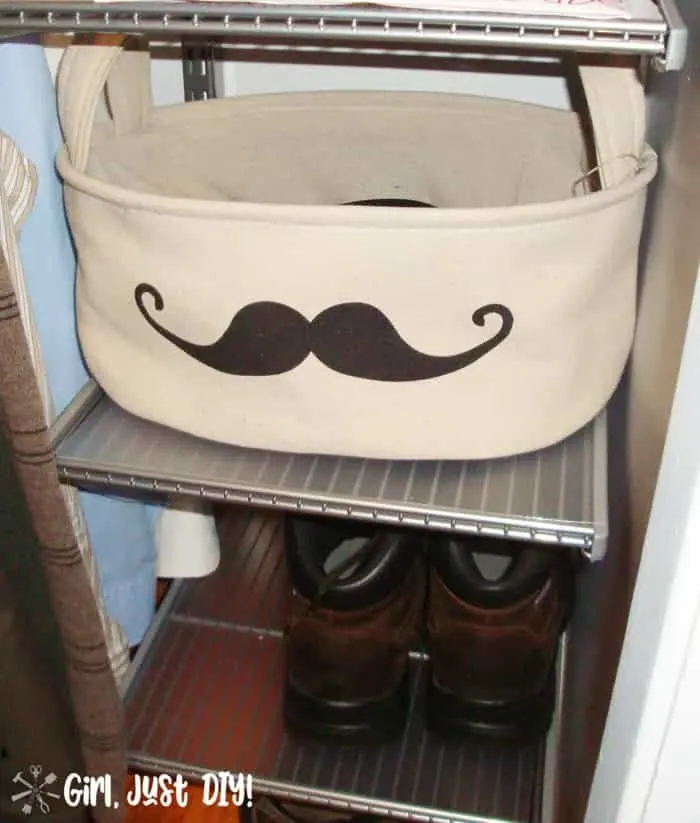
[284,673,410,743]
[424,662,557,743]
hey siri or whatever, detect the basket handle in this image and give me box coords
[578,63,647,188]
[57,35,153,174]
[57,39,646,186]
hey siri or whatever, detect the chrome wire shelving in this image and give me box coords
[53,384,608,559]
[12,0,673,817]
[0,0,687,70]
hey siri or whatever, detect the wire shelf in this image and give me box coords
[124,509,547,823]
[0,1,670,62]
[54,387,609,559]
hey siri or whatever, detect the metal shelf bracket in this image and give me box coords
[181,39,222,101]
[655,0,688,71]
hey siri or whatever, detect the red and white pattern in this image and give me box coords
[92,0,645,19]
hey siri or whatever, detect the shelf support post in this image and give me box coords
[181,39,221,101]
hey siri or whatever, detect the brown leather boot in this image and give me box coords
[283,515,425,742]
[425,536,575,742]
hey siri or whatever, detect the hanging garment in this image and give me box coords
[0,36,157,647]
[0,568,90,823]
[0,128,132,679]
[0,200,126,823]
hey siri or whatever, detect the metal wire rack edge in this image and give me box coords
[52,384,598,555]
[57,463,595,551]
[125,753,504,823]
[0,2,669,60]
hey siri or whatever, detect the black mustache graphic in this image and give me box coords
[135,284,513,382]
[342,198,436,208]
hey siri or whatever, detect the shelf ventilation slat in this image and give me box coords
[54,391,608,558]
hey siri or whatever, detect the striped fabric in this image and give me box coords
[0,131,131,683]
[0,132,127,820]
[1,37,159,649]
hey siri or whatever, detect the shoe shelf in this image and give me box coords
[123,508,562,823]
[53,384,609,559]
[0,0,687,71]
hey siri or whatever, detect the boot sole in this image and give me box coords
[424,662,556,743]
[284,672,410,743]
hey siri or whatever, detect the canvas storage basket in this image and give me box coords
[56,40,657,460]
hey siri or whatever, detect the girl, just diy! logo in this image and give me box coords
[11,767,253,813]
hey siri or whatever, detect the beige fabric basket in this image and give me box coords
[56,41,657,460]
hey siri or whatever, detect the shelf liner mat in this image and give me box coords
[125,510,542,823]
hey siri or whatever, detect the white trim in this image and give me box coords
[641,595,700,821]
[585,261,700,823]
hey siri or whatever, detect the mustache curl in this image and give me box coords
[134,283,513,382]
